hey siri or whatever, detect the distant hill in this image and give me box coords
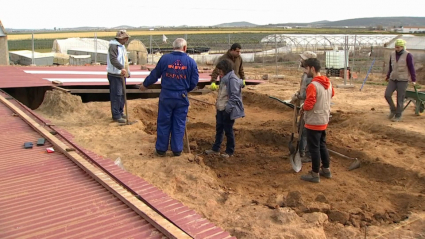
[214,21,257,27]
[270,17,425,28]
[111,25,136,29]
[61,26,107,31]
[322,17,425,27]
[5,17,425,32]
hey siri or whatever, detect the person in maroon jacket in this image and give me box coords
[385,39,416,122]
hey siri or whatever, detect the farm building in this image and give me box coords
[127,39,148,65]
[384,35,425,84]
[9,50,55,66]
[395,26,425,33]
[52,38,109,55]
[0,20,9,65]
[67,48,108,64]
[260,34,399,53]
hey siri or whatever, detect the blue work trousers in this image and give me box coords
[156,98,189,153]
[107,74,125,120]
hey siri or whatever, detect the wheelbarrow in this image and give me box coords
[404,85,425,116]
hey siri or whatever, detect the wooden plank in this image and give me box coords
[52,86,71,93]
[68,88,211,94]
[0,94,192,239]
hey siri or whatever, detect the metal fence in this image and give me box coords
[7,32,390,80]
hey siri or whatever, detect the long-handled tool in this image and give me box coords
[269,96,296,109]
[328,149,361,171]
[185,121,191,154]
[289,110,303,173]
[288,103,298,155]
[120,76,138,126]
[188,96,215,106]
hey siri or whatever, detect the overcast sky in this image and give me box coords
[1,0,424,29]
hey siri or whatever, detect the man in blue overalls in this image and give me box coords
[140,38,199,156]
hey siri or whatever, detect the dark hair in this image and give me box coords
[304,58,321,72]
[230,43,242,51]
[216,59,234,75]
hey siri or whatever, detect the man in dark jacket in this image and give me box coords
[385,39,416,122]
[139,38,199,157]
[210,43,245,90]
[205,59,245,158]
[107,30,130,123]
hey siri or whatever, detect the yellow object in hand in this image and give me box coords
[210,82,218,91]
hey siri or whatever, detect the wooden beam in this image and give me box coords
[52,86,71,93]
[67,88,211,94]
[0,94,192,239]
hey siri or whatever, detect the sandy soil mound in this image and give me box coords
[37,90,87,118]
[35,64,425,238]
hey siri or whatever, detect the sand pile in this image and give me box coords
[36,90,86,118]
[416,66,425,85]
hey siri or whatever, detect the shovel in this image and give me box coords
[289,111,303,173]
[328,149,361,171]
[288,103,298,155]
[119,76,138,126]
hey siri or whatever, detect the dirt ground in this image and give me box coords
[35,64,425,239]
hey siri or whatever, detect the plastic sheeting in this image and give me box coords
[52,38,109,54]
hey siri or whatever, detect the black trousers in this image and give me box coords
[306,128,330,173]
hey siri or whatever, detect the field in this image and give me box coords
[7,28,378,40]
[35,63,425,238]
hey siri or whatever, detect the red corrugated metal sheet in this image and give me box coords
[54,127,236,239]
[0,95,166,239]
[1,65,263,88]
[0,91,236,239]
[0,66,52,88]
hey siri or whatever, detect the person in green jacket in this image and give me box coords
[210,43,245,90]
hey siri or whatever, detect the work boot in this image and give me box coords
[388,112,396,120]
[155,150,166,157]
[173,151,182,157]
[301,171,320,183]
[319,167,332,179]
[205,149,219,155]
[220,153,231,158]
[114,118,126,123]
[392,114,402,122]
[301,156,312,163]
[121,114,127,119]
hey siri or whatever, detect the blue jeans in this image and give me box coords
[107,74,125,120]
[156,98,189,153]
[212,110,235,155]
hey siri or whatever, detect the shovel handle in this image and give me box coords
[328,149,358,160]
[121,76,129,125]
[292,104,298,134]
